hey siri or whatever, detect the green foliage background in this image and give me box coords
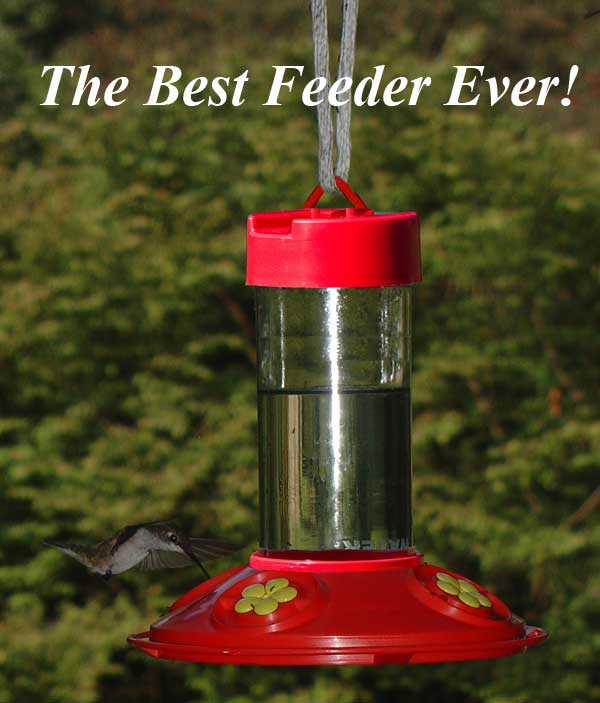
[0,1,599,701]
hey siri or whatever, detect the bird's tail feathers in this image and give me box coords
[44,541,94,567]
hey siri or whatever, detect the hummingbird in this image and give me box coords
[44,521,241,581]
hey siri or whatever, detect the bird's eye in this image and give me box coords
[169,533,178,543]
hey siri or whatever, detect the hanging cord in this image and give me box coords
[310,0,359,192]
[335,0,359,183]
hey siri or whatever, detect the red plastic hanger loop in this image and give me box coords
[303,176,368,210]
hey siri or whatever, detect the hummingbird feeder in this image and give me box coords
[129,177,547,664]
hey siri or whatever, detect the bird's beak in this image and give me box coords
[181,540,211,580]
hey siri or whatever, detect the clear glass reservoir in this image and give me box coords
[256,286,412,551]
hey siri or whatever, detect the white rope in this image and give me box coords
[310,0,359,192]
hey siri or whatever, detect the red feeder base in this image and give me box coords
[128,550,547,665]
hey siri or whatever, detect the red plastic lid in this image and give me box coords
[246,178,421,288]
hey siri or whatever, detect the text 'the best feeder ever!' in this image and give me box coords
[129,179,548,665]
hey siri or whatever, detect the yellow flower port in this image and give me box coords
[435,572,492,608]
[234,578,298,616]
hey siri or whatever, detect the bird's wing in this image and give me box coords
[188,538,242,561]
[109,525,141,554]
[44,542,94,568]
[135,538,242,571]
[136,550,194,571]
